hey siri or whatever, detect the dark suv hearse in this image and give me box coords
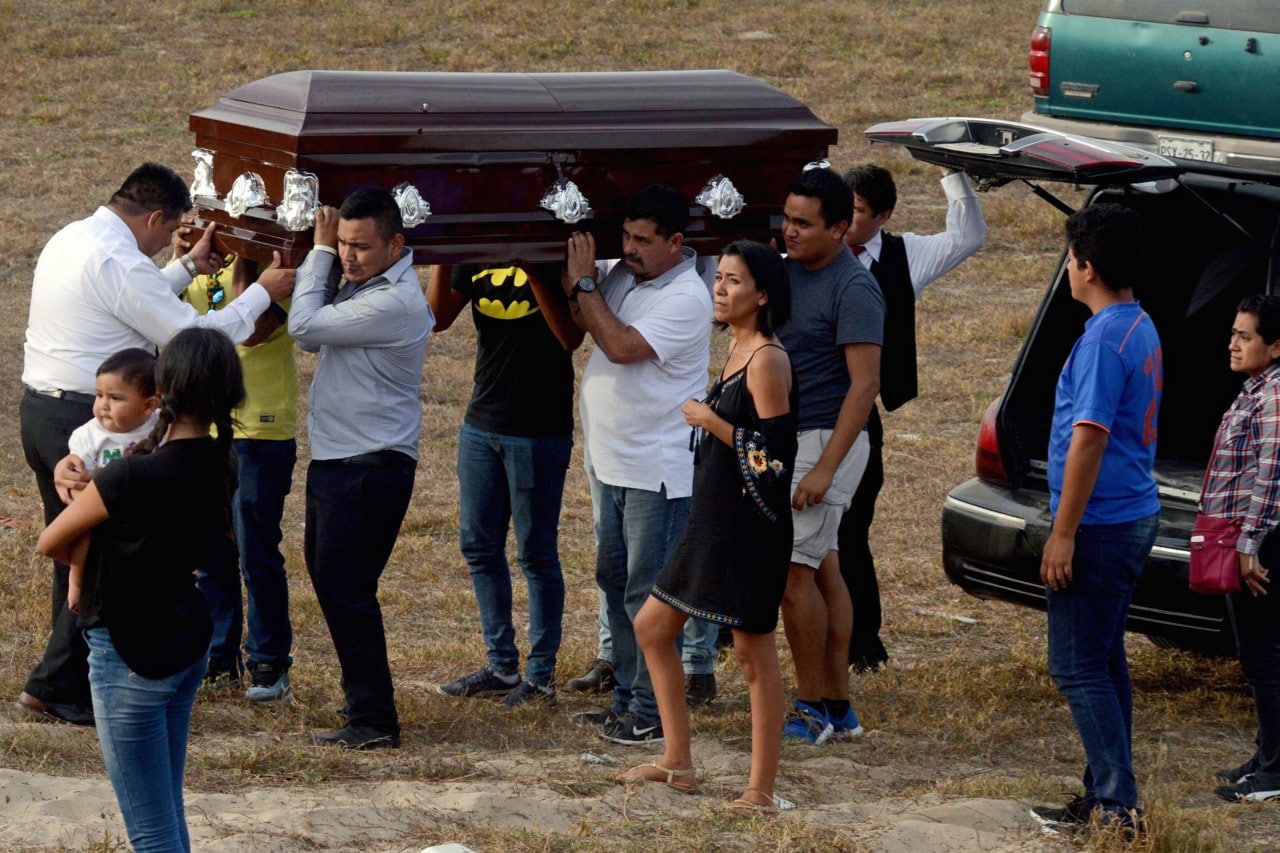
[867,117,1280,654]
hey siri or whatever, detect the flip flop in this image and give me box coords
[617,760,696,793]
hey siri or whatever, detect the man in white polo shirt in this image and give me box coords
[564,184,713,745]
[18,162,293,726]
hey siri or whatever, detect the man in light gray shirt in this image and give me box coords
[288,187,432,750]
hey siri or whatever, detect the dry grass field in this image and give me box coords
[0,1,1275,851]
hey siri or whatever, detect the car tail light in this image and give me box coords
[975,398,1009,487]
[1029,26,1051,98]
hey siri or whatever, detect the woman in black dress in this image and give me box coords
[623,240,797,811]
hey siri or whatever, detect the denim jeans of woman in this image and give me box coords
[1046,513,1158,814]
[85,627,206,852]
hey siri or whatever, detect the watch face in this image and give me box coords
[576,276,597,292]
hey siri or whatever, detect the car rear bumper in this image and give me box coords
[1021,110,1280,175]
[942,477,1235,654]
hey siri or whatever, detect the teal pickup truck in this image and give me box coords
[1023,0,1280,172]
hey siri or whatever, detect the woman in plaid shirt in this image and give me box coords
[1202,293,1280,804]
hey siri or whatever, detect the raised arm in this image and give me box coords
[528,264,585,352]
[426,264,467,332]
[903,169,987,297]
[564,232,655,364]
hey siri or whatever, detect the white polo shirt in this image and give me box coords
[579,248,712,498]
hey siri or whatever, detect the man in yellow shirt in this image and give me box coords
[181,240,297,704]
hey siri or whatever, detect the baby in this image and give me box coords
[66,348,159,611]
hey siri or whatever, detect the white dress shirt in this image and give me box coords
[23,207,270,394]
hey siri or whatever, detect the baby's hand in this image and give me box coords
[54,454,91,504]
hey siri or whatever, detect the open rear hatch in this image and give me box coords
[864,117,1183,186]
[865,116,1280,500]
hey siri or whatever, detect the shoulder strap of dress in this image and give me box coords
[745,342,787,367]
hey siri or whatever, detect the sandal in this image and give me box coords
[617,760,697,793]
[729,788,786,814]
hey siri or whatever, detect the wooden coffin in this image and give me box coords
[187,69,837,266]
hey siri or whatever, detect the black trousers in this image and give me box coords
[837,406,889,669]
[304,454,415,735]
[19,389,95,706]
[1227,585,1280,782]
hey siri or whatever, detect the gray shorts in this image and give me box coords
[789,429,869,568]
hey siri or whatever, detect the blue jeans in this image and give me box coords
[594,590,718,676]
[1046,513,1157,813]
[457,423,570,687]
[588,467,690,725]
[1227,582,1280,784]
[85,627,206,853]
[198,439,296,672]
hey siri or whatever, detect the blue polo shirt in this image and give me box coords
[1048,301,1162,525]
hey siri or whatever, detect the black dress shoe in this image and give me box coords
[684,672,717,707]
[16,691,95,727]
[312,724,400,750]
[565,658,616,694]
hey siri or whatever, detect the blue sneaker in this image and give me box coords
[244,662,291,704]
[830,706,865,739]
[781,700,832,744]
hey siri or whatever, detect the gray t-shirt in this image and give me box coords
[778,247,885,431]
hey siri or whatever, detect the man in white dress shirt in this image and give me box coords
[17,162,293,725]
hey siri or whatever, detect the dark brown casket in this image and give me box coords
[187,70,837,265]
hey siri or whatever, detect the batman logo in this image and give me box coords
[474,266,542,321]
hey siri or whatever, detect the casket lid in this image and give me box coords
[192,69,835,152]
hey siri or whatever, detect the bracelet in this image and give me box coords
[179,254,199,278]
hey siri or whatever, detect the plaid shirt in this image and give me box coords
[1201,362,1280,554]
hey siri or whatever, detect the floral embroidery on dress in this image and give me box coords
[735,427,786,523]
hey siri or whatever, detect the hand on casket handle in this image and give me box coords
[565,232,597,290]
[255,251,296,303]
[187,222,223,275]
[314,206,340,250]
[172,216,197,255]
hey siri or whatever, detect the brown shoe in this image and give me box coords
[16,691,95,727]
[565,658,616,694]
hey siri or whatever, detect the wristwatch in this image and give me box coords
[570,275,597,300]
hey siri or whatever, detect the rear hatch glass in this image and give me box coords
[1040,1,1280,140]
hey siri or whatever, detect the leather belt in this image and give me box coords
[25,385,95,406]
[324,450,415,468]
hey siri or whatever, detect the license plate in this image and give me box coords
[1157,135,1214,162]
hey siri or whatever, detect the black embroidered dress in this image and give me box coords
[652,350,798,633]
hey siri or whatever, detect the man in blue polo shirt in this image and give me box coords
[1031,203,1162,838]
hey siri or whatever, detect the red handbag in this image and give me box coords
[1188,514,1243,594]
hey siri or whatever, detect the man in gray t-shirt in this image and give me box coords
[774,167,884,745]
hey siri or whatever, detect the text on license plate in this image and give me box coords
[1157,135,1214,162]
